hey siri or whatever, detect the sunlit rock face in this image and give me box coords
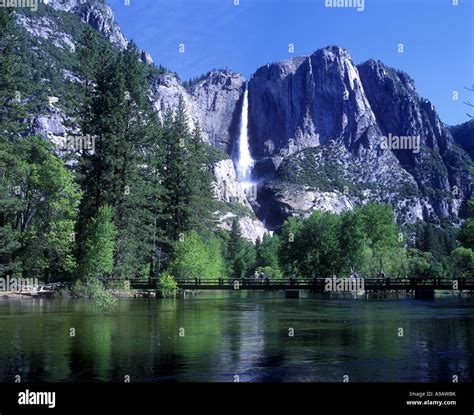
[244,46,472,228]
[46,0,128,49]
[212,160,252,209]
[212,160,267,242]
[247,46,380,158]
[150,70,245,153]
[358,59,472,218]
[216,212,268,244]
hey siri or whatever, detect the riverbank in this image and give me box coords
[2,288,472,301]
[0,289,151,300]
[1,291,25,299]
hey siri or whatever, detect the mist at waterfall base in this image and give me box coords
[235,88,255,190]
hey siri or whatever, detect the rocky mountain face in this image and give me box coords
[248,47,379,159]
[14,1,472,238]
[257,141,423,229]
[47,0,128,49]
[150,70,245,152]
[247,47,472,228]
[358,60,472,219]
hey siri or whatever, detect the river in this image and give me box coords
[0,293,473,382]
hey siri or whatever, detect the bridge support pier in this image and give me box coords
[415,289,435,299]
[285,290,300,299]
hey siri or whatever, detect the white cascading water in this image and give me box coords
[236,87,255,187]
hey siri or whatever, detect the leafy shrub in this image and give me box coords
[157,272,178,298]
[72,279,117,311]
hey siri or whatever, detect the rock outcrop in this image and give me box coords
[150,73,207,141]
[212,159,252,209]
[16,13,76,51]
[358,60,471,216]
[48,0,128,49]
[140,50,154,66]
[212,159,267,242]
[189,71,245,153]
[150,70,245,153]
[216,213,268,243]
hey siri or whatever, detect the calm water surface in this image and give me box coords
[0,293,473,382]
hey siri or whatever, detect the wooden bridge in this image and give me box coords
[130,277,474,293]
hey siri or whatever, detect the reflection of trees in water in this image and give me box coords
[0,298,474,382]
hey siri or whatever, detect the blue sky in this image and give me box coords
[109,0,473,125]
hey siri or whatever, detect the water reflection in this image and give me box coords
[0,294,473,382]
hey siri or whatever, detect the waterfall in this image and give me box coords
[235,87,255,187]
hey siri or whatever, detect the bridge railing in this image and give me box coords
[176,277,321,287]
[125,276,474,290]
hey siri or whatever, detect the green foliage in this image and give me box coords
[357,204,401,274]
[77,42,166,279]
[156,272,179,298]
[0,8,29,134]
[415,221,457,257]
[358,204,399,249]
[228,218,243,257]
[72,279,117,311]
[226,219,256,279]
[458,198,474,250]
[159,98,217,247]
[298,211,341,277]
[278,217,304,276]
[0,136,80,279]
[186,123,216,234]
[168,231,224,279]
[279,204,403,278]
[406,249,433,278]
[256,233,281,272]
[5,2,468,289]
[79,205,116,281]
[338,211,364,272]
[231,239,257,279]
[451,247,474,278]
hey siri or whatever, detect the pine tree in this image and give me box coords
[141,113,167,278]
[256,234,279,269]
[228,218,244,256]
[161,96,191,242]
[225,218,256,279]
[187,122,215,234]
[77,42,162,279]
[278,217,304,276]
